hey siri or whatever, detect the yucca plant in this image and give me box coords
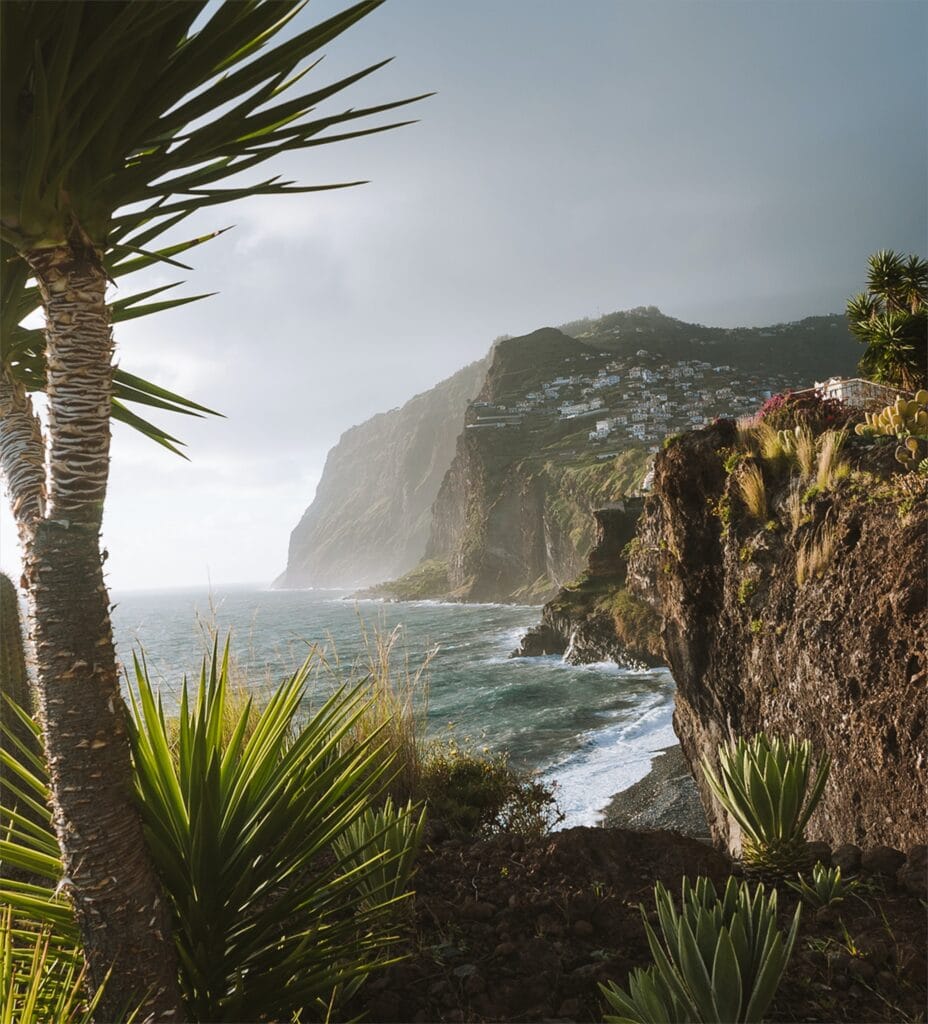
[126,641,418,1022]
[600,876,801,1024]
[1,4,424,1013]
[0,703,100,1023]
[786,863,857,909]
[847,250,927,390]
[332,796,427,914]
[702,733,830,875]
[0,699,75,939]
[0,907,113,1024]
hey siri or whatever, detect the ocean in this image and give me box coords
[109,585,676,829]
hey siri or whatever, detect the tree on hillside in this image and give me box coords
[0,1,423,1017]
[847,250,928,391]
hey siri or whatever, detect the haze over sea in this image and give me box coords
[110,586,676,829]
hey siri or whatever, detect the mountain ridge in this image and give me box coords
[276,306,861,594]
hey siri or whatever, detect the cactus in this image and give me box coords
[855,390,928,466]
[895,435,928,471]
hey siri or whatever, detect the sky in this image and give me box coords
[2,0,926,591]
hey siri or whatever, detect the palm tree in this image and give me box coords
[0,2,423,1017]
[847,249,927,391]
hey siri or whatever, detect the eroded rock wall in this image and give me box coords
[628,423,927,853]
[513,501,663,667]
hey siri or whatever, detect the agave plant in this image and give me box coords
[332,796,427,913]
[702,733,830,875]
[600,876,801,1024]
[126,641,418,1022]
[786,863,857,909]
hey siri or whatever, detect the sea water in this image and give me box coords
[110,585,676,829]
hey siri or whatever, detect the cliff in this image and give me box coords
[279,306,861,598]
[421,313,861,603]
[511,500,663,667]
[275,358,488,589]
[627,421,927,854]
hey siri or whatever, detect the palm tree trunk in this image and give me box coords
[23,243,185,1021]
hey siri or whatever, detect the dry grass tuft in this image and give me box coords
[343,620,433,806]
[752,420,789,472]
[796,522,838,585]
[736,415,760,450]
[786,481,804,532]
[794,426,818,479]
[738,463,768,520]
[816,429,850,491]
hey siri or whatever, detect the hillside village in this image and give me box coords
[466,349,796,456]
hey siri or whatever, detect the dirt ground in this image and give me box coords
[350,827,927,1024]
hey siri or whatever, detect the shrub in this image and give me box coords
[420,737,561,838]
[758,391,850,434]
[701,733,830,876]
[600,876,801,1024]
[606,588,662,656]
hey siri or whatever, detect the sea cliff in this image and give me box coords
[627,421,927,854]
[511,499,663,666]
[275,358,487,589]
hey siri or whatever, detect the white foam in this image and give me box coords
[544,700,678,829]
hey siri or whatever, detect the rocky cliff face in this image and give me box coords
[426,329,652,602]
[628,422,927,854]
[512,501,663,667]
[278,307,861,599]
[425,432,609,604]
[275,359,488,589]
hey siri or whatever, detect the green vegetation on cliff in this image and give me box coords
[357,560,450,601]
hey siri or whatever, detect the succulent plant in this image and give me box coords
[0,573,30,715]
[855,389,928,446]
[600,876,801,1024]
[895,434,928,471]
[702,733,830,876]
[332,795,426,912]
[1,573,41,828]
[786,863,858,909]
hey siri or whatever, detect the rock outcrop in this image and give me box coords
[512,500,663,667]
[628,422,927,854]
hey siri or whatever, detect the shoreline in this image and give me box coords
[600,743,710,840]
